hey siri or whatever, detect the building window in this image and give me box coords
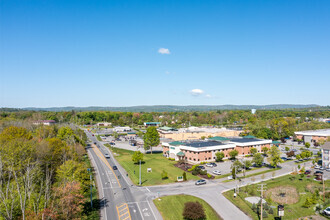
[198,159,200,161]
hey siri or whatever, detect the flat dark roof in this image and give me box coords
[183,141,227,148]
[229,138,262,143]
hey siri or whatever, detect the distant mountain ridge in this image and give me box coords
[6,104,323,112]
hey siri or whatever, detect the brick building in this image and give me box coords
[294,129,330,144]
[162,136,272,163]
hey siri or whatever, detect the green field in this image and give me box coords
[153,195,222,220]
[223,174,330,219]
[107,146,199,185]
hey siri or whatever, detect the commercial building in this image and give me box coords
[113,126,131,132]
[294,129,330,144]
[96,122,112,127]
[162,136,272,163]
[158,126,241,141]
[33,120,56,126]
[321,142,330,168]
[144,122,161,127]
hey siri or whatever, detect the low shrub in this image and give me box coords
[207,173,212,179]
[161,170,168,179]
[182,202,206,220]
[183,172,187,181]
[192,170,199,176]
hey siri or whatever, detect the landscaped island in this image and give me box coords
[153,195,222,220]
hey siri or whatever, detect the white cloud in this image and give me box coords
[158,48,170,54]
[190,89,204,96]
[205,94,212,98]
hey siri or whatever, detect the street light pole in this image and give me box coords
[139,160,142,186]
[90,174,93,208]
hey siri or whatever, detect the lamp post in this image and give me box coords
[139,160,142,186]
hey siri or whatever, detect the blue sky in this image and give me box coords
[1,0,330,108]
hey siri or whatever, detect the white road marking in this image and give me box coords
[145,187,150,192]
[136,202,145,220]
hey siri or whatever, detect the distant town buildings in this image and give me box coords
[162,136,272,163]
[113,126,131,132]
[157,126,242,141]
[33,120,56,126]
[294,129,330,144]
[321,142,330,168]
[144,122,161,127]
[96,122,112,126]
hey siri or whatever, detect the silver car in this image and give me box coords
[195,179,206,185]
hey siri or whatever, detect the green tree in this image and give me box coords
[267,146,283,167]
[261,147,269,156]
[229,149,239,160]
[143,127,160,154]
[305,142,311,148]
[253,153,264,167]
[215,151,225,162]
[56,160,89,190]
[250,147,257,155]
[183,172,187,181]
[161,170,168,179]
[132,151,144,164]
[296,154,301,160]
[113,131,119,139]
[285,146,290,152]
[232,166,236,179]
[243,160,252,170]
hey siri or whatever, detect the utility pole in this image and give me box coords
[257,183,267,220]
[323,176,326,202]
[139,160,142,186]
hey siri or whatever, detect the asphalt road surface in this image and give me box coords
[86,132,158,220]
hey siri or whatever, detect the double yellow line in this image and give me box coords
[92,144,121,188]
[116,203,131,220]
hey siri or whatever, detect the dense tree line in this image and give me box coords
[1,109,330,140]
[0,124,91,220]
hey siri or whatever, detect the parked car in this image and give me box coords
[209,162,217,167]
[197,166,205,170]
[206,163,214,167]
[113,166,118,170]
[314,171,323,175]
[104,154,110,158]
[315,165,321,169]
[304,170,311,175]
[195,179,206,185]
[320,167,325,170]
[92,134,94,136]
[227,175,233,180]
[281,157,287,161]
[212,170,221,175]
[326,168,330,172]
[323,207,330,216]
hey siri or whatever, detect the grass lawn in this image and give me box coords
[223,174,330,219]
[153,195,222,220]
[107,146,199,186]
[96,135,102,141]
[222,168,281,183]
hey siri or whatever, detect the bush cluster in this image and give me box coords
[182,202,206,220]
